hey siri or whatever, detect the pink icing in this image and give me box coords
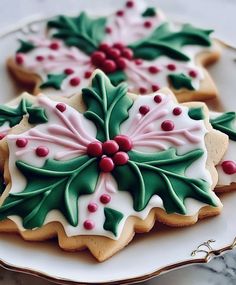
[13,96,97,159]
[123,95,202,151]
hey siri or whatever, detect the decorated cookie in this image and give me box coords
[210,111,236,192]
[8,0,220,101]
[0,71,227,261]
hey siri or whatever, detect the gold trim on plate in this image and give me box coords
[0,237,236,285]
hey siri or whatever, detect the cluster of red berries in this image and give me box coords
[87,135,132,172]
[90,42,134,73]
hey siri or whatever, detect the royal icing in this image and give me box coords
[0,72,221,239]
[13,0,213,97]
[210,111,236,186]
[0,97,48,140]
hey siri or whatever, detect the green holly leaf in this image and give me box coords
[0,99,28,127]
[113,148,217,214]
[188,107,205,120]
[210,112,236,141]
[0,99,48,129]
[142,7,157,17]
[48,12,106,55]
[103,207,124,236]
[0,156,99,229]
[129,23,213,61]
[107,70,127,86]
[17,39,35,53]
[40,73,68,90]
[0,175,5,196]
[82,71,133,141]
[27,106,48,124]
[168,73,195,90]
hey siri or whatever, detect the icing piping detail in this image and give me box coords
[0,71,218,239]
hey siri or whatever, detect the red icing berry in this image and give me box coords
[173,107,182,116]
[161,120,175,131]
[126,0,134,8]
[64,68,74,75]
[83,220,95,230]
[116,57,127,70]
[139,87,147,94]
[99,157,114,172]
[189,70,198,78]
[113,42,124,50]
[49,42,60,50]
[148,66,160,74]
[87,203,98,213]
[16,138,28,148]
[167,64,176,71]
[100,193,111,204]
[139,105,150,115]
[154,95,162,103]
[105,27,112,34]
[91,51,106,66]
[84,71,92,79]
[114,135,132,152]
[107,48,121,59]
[87,141,103,157]
[102,59,117,73]
[15,53,24,65]
[144,21,152,28]
[56,103,66,112]
[122,48,133,60]
[36,55,44,62]
[0,133,5,140]
[36,146,49,157]
[135,59,143,65]
[116,10,124,16]
[221,161,236,175]
[152,84,160,92]
[70,77,80,86]
[99,43,110,52]
[103,140,119,155]
[113,151,129,165]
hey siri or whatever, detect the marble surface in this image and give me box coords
[0,0,236,284]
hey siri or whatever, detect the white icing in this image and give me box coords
[15,2,210,97]
[5,93,221,240]
[210,111,236,186]
[121,94,211,182]
[0,122,10,135]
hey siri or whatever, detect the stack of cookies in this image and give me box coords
[0,0,234,262]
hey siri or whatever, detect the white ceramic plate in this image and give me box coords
[0,17,236,285]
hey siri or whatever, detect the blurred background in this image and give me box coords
[0,0,235,46]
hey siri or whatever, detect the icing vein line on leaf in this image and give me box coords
[210,112,236,141]
[83,72,133,141]
[47,12,107,54]
[0,156,99,228]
